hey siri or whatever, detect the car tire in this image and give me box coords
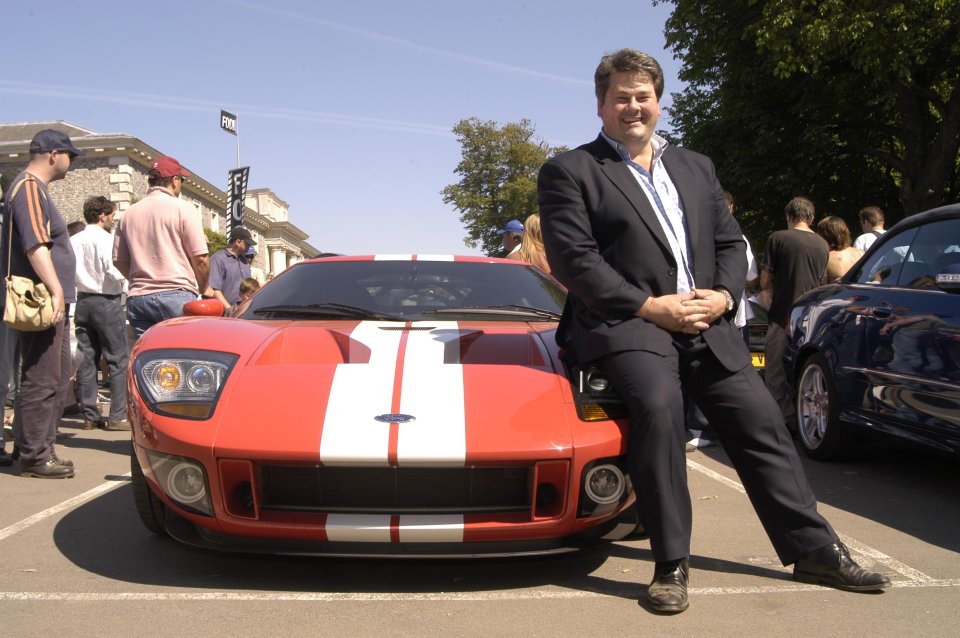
[131,450,168,536]
[795,353,856,461]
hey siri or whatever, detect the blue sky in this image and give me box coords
[2,0,681,256]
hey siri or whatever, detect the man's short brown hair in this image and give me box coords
[594,49,664,101]
[785,196,815,224]
[82,195,115,224]
[858,206,884,227]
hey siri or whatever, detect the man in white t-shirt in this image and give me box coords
[853,206,886,251]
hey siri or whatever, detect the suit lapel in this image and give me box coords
[587,137,673,256]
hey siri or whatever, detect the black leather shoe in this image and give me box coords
[20,458,75,479]
[794,542,891,591]
[646,558,689,613]
[0,449,12,467]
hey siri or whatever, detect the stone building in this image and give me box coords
[0,121,320,278]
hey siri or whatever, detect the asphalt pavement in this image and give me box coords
[1,414,958,638]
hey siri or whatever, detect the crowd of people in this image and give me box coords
[0,129,260,477]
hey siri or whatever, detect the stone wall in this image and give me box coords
[1,155,227,232]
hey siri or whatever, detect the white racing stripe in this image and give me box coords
[325,514,392,543]
[319,321,402,465]
[397,321,466,465]
[398,515,464,543]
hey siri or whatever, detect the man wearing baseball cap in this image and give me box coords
[1,129,82,477]
[113,155,210,339]
[496,219,524,257]
[208,226,257,313]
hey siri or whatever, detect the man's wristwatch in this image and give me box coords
[716,288,734,313]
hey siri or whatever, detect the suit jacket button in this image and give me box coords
[668,269,676,276]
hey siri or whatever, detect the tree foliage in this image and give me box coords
[205,228,227,255]
[658,0,960,250]
[442,117,566,256]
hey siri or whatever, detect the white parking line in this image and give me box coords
[1,577,959,602]
[686,458,936,584]
[0,474,130,543]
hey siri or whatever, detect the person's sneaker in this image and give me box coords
[685,437,716,452]
[82,418,103,430]
[20,458,75,479]
[105,418,131,431]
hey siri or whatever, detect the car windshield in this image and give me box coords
[236,259,566,322]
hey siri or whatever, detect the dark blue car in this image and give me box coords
[785,204,960,460]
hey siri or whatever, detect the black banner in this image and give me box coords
[227,166,250,235]
[220,110,238,135]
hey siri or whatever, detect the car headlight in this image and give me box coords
[134,349,238,419]
[145,450,213,516]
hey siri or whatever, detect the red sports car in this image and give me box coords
[129,255,641,556]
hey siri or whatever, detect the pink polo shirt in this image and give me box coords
[113,187,209,296]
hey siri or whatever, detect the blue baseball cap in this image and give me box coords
[496,219,524,235]
[29,129,82,157]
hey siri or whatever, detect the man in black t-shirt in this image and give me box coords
[760,196,829,428]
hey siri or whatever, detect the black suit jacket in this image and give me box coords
[538,135,749,371]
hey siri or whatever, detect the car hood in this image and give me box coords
[141,318,573,465]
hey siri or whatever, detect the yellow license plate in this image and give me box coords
[751,352,765,368]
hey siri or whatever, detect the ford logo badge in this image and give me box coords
[374,413,417,423]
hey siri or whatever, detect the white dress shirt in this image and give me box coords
[71,224,126,295]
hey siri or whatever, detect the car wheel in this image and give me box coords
[131,450,168,536]
[795,353,856,461]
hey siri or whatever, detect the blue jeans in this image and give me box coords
[126,290,198,340]
[75,294,129,421]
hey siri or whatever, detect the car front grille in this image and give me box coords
[259,465,531,514]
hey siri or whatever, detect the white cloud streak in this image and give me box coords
[215,0,591,87]
[0,80,454,137]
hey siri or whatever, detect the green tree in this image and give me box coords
[442,117,566,256]
[659,0,960,250]
[205,228,227,254]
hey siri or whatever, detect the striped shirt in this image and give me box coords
[1,171,76,303]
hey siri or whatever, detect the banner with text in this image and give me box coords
[220,110,238,135]
[227,166,250,236]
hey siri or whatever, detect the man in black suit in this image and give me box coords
[538,49,889,613]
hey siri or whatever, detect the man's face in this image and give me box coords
[502,233,521,252]
[50,150,74,180]
[597,71,660,152]
[102,210,116,232]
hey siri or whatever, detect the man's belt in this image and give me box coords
[77,291,122,299]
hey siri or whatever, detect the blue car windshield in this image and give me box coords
[237,260,566,321]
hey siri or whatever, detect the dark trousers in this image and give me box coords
[600,332,836,566]
[16,318,72,465]
[75,293,129,422]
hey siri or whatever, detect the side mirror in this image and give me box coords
[183,298,225,316]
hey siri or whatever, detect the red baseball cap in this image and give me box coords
[149,156,192,179]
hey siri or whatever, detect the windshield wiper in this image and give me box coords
[252,303,404,321]
[421,305,561,320]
